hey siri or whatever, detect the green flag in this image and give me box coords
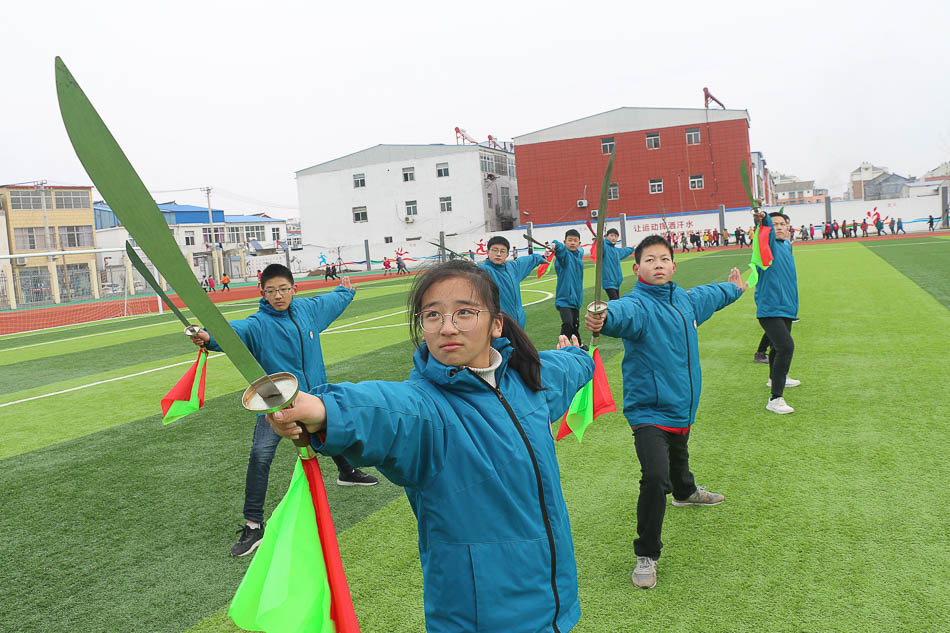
[229,461,335,633]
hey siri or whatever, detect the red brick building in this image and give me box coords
[513,107,754,225]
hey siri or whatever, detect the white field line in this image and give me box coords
[2,287,558,404]
[323,309,408,333]
[0,305,257,353]
[696,239,948,259]
[0,353,226,408]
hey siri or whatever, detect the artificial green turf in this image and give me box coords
[7,243,950,632]
[862,237,950,308]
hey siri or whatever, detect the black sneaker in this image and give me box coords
[337,469,379,487]
[753,352,768,364]
[231,523,264,557]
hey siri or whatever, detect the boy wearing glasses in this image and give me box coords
[190,264,377,558]
[478,236,546,328]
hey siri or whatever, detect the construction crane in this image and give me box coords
[703,87,725,109]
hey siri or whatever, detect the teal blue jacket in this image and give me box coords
[602,280,743,428]
[310,338,594,633]
[205,286,354,390]
[479,254,545,327]
[602,238,635,291]
[552,240,585,309]
[754,213,799,319]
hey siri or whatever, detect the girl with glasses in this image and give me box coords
[268,260,594,633]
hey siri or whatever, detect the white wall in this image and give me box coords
[296,150,516,251]
[288,193,946,274]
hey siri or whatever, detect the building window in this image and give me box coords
[13,227,56,250]
[649,178,663,194]
[405,200,418,216]
[480,153,494,173]
[646,132,660,150]
[185,230,196,246]
[245,225,265,241]
[353,206,368,223]
[402,167,415,182]
[515,195,519,210]
[607,183,619,200]
[686,127,701,145]
[58,225,94,248]
[272,227,281,242]
[492,155,508,176]
[501,187,511,211]
[601,137,615,154]
[439,196,452,213]
[226,226,243,243]
[508,158,516,179]
[436,163,450,178]
[202,227,225,244]
[54,190,91,209]
[353,173,365,188]
[689,174,704,190]
[9,189,53,210]
[384,236,393,244]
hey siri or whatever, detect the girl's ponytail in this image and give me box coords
[500,312,544,392]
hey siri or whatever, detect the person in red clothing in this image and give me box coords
[382,256,393,276]
[208,275,216,292]
[832,220,840,239]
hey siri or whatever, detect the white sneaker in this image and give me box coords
[766,377,801,388]
[766,397,795,414]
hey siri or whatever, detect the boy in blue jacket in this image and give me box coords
[603,228,636,300]
[753,211,800,415]
[478,235,545,328]
[191,264,377,557]
[585,235,746,590]
[552,229,585,340]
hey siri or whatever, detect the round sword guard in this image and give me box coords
[242,372,300,414]
[587,300,609,315]
[183,325,201,337]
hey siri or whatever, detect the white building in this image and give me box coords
[295,144,518,253]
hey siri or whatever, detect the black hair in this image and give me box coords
[407,260,544,391]
[634,235,674,264]
[565,229,581,239]
[486,236,510,251]
[769,212,790,222]
[260,263,294,287]
[606,228,619,237]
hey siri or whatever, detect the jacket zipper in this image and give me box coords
[468,371,562,633]
[667,284,694,416]
[288,307,311,391]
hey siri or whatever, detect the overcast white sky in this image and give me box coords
[2,0,948,218]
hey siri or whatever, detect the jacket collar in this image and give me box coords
[411,337,514,391]
[258,297,291,317]
[635,279,677,297]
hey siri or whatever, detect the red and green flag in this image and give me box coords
[536,250,556,279]
[746,208,778,288]
[556,346,616,442]
[161,348,208,424]
[229,445,360,633]
[229,460,335,633]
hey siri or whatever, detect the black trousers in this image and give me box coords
[557,306,580,340]
[605,288,620,301]
[756,331,771,354]
[758,317,794,398]
[633,425,697,560]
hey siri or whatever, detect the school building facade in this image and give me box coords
[512,107,757,225]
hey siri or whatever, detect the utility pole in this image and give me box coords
[202,186,221,281]
[36,180,61,303]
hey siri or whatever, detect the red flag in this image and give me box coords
[536,250,556,279]
[556,347,616,441]
[756,225,773,268]
[161,348,208,424]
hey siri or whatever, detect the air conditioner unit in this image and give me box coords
[577,199,588,208]
[590,209,599,218]
[405,216,415,223]
[14,257,27,266]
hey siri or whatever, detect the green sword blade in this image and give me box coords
[588,146,615,345]
[55,57,266,386]
[125,242,192,328]
[739,159,758,210]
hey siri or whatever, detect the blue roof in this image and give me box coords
[94,202,283,226]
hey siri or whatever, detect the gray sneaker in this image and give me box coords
[672,485,724,507]
[632,556,657,589]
